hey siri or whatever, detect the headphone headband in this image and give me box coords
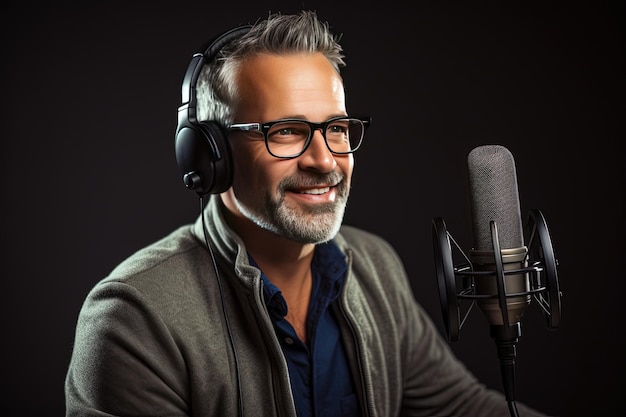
[180,25,252,118]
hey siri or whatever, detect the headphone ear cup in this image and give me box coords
[175,121,233,196]
[174,25,250,196]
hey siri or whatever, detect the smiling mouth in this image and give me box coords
[298,186,331,195]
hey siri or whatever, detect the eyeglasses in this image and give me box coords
[228,116,371,159]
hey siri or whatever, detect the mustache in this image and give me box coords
[278,172,345,190]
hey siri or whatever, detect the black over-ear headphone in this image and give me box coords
[175,25,252,196]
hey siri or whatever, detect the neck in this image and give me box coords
[220,198,315,342]
[220,197,315,287]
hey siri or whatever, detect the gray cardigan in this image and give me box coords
[65,197,546,417]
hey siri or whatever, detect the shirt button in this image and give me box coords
[284,337,294,345]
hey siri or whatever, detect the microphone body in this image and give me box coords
[467,145,530,329]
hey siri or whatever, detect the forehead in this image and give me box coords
[235,52,346,121]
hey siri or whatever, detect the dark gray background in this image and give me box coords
[3,1,624,415]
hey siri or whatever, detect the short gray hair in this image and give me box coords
[196,10,345,125]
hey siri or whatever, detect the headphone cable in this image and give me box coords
[199,195,243,416]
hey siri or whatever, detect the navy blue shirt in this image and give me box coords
[252,241,359,417]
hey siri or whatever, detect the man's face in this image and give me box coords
[222,52,353,244]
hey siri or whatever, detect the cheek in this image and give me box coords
[338,155,354,181]
[231,146,261,190]
[230,143,286,194]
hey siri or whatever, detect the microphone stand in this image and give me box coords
[491,324,521,417]
[489,221,521,417]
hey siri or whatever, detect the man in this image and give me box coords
[65,10,547,417]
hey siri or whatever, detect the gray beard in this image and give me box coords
[235,173,349,244]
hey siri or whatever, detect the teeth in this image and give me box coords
[301,187,330,195]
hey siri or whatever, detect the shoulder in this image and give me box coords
[106,224,202,282]
[78,223,216,330]
[87,224,211,308]
[336,224,401,263]
[334,225,409,289]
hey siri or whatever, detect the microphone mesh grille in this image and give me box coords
[467,145,524,250]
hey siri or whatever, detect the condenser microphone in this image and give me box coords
[432,144,562,417]
[467,145,530,332]
[432,144,560,342]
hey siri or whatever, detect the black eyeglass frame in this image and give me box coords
[228,116,372,159]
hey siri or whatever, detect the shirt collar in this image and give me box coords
[250,240,347,320]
